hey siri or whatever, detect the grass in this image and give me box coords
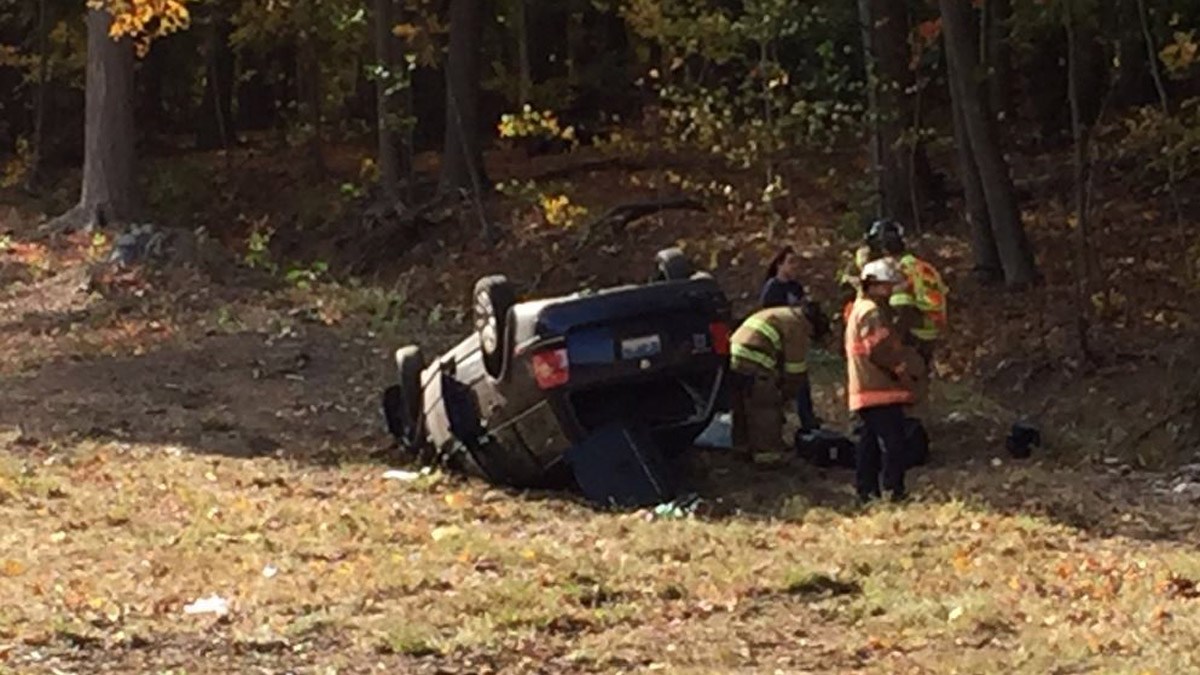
[3,443,1200,673]
[1,213,1199,673]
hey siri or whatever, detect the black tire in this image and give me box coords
[390,345,427,454]
[654,247,694,281]
[473,275,517,379]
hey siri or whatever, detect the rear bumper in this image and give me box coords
[560,363,726,446]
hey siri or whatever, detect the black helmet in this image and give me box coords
[801,300,831,342]
[866,219,906,256]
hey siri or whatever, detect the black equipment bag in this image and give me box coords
[796,428,857,469]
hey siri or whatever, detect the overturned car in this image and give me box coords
[382,249,731,506]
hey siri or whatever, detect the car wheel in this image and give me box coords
[391,345,427,453]
[473,275,517,379]
[654,247,695,281]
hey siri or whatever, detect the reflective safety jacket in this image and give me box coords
[730,307,811,382]
[890,253,948,343]
[845,297,917,412]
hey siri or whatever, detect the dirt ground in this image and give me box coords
[2,193,1200,674]
[4,124,1200,674]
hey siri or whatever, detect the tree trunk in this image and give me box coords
[24,0,50,191]
[297,37,326,174]
[515,0,531,105]
[857,0,883,218]
[196,11,236,150]
[940,0,1037,286]
[51,8,136,231]
[373,0,402,205]
[866,0,928,226]
[1065,0,1097,360]
[439,0,488,195]
[985,0,1013,122]
[948,64,1001,281]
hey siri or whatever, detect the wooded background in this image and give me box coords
[1,0,1198,293]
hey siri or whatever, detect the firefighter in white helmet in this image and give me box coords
[844,258,924,503]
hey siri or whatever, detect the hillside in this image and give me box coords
[0,135,1199,672]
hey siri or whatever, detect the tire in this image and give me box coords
[391,345,427,454]
[654,247,694,281]
[473,275,517,379]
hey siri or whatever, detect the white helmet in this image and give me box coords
[861,258,903,284]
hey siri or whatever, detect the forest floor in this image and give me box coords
[1,141,1199,673]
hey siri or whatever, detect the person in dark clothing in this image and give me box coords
[759,246,820,431]
[760,246,807,308]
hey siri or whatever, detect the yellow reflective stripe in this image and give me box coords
[912,327,939,341]
[890,292,917,307]
[731,343,777,371]
[784,360,808,374]
[742,316,782,350]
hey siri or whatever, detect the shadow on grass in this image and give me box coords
[1,304,1197,547]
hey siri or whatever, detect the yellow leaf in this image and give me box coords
[392,23,419,40]
[1,559,25,577]
[443,492,470,509]
[430,525,463,541]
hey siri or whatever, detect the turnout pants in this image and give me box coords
[855,404,909,501]
[731,372,788,464]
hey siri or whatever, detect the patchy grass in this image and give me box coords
[2,441,1200,673]
[0,194,1199,673]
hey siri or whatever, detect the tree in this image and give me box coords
[939,0,1038,286]
[50,0,190,231]
[439,0,488,196]
[860,0,930,228]
[949,70,1002,281]
[984,0,1014,123]
[864,0,926,225]
[50,7,137,231]
[372,0,403,205]
[196,4,236,150]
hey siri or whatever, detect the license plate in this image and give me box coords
[620,334,661,360]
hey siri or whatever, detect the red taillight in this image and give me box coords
[531,347,569,389]
[709,321,730,355]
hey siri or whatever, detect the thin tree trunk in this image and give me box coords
[1136,0,1186,273]
[402,68,416,204]
[297,38,325,174]
[373,0,402,206]
[948,61,1001,281]
[24,0,49,191]
[1065,0,1096,359]
[940,0,1037,286]
[197,12,236,151]
[857,0,883,218]
[515,0,531,105]
[865,0,928,226]
[50,8,137,231]
[440,0,488,195]
[985,0,1014,122]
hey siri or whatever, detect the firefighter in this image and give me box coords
[837,243,876,326]
[759,245,820,432]
[729,300,831,466]
[846,259,923,503]
[865,219,948,370]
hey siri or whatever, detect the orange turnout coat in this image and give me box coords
[844,296,919,412]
